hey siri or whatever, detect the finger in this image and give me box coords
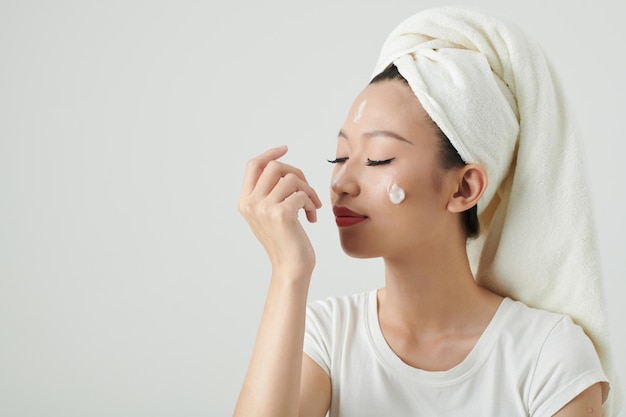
[254,163,320,204]
[283,190,319,223]
[241,145,288,197]
[265,173,322,210]
[271,177,320,223]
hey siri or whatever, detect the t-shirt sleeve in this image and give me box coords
[528,315,609,417]
[303,299,333,376]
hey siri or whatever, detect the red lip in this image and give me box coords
[333,206,368,227]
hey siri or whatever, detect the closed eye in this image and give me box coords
[366,158,395,166]
[327,157,349,164]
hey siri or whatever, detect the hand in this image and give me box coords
[238,146,323,279]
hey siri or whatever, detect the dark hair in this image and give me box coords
[370,65,480,238]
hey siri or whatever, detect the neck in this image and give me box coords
[379,236,500,335]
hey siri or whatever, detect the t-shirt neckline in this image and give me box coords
[364,289,512,386]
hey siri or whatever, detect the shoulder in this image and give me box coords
[498,299,601,375]
[304,291,373,375]
[502,297,564,326]
[499,299,608,417]
[306,290,372,324]
[497,298,584,348]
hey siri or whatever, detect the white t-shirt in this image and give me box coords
[304,290,608,417]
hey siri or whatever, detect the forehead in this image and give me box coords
[343,80,437,142]
[348,80,430,122]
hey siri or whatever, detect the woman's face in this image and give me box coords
[330,80,459,259]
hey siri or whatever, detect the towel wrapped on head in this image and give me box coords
[371,6,619,415]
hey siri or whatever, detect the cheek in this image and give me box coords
[388,182,406,204]
[385,171,406,205]
[365,171,407,205]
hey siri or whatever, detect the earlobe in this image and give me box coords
[447,164,488,213]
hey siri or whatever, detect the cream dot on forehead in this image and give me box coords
[353,99,367,123]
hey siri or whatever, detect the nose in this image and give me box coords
[331,161,360,197]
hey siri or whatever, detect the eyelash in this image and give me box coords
[327,157,396,166]
[366,158,395,166]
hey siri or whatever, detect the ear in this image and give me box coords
[446,164,488,213]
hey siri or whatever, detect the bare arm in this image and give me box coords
[552,383,604,417]
[299,354,332,417]
[233,146,330,417]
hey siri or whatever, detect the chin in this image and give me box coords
[338,235,381,259]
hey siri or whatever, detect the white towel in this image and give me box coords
[372,6,620,415]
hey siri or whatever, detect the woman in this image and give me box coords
[233,6,615,417]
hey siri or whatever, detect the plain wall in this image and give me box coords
[1,0,623,416]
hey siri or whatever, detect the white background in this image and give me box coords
[1,1,623,416]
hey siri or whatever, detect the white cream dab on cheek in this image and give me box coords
[388,182,406,204]
[353,100,367,123]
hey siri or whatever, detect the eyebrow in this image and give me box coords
[338,129,413,145]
